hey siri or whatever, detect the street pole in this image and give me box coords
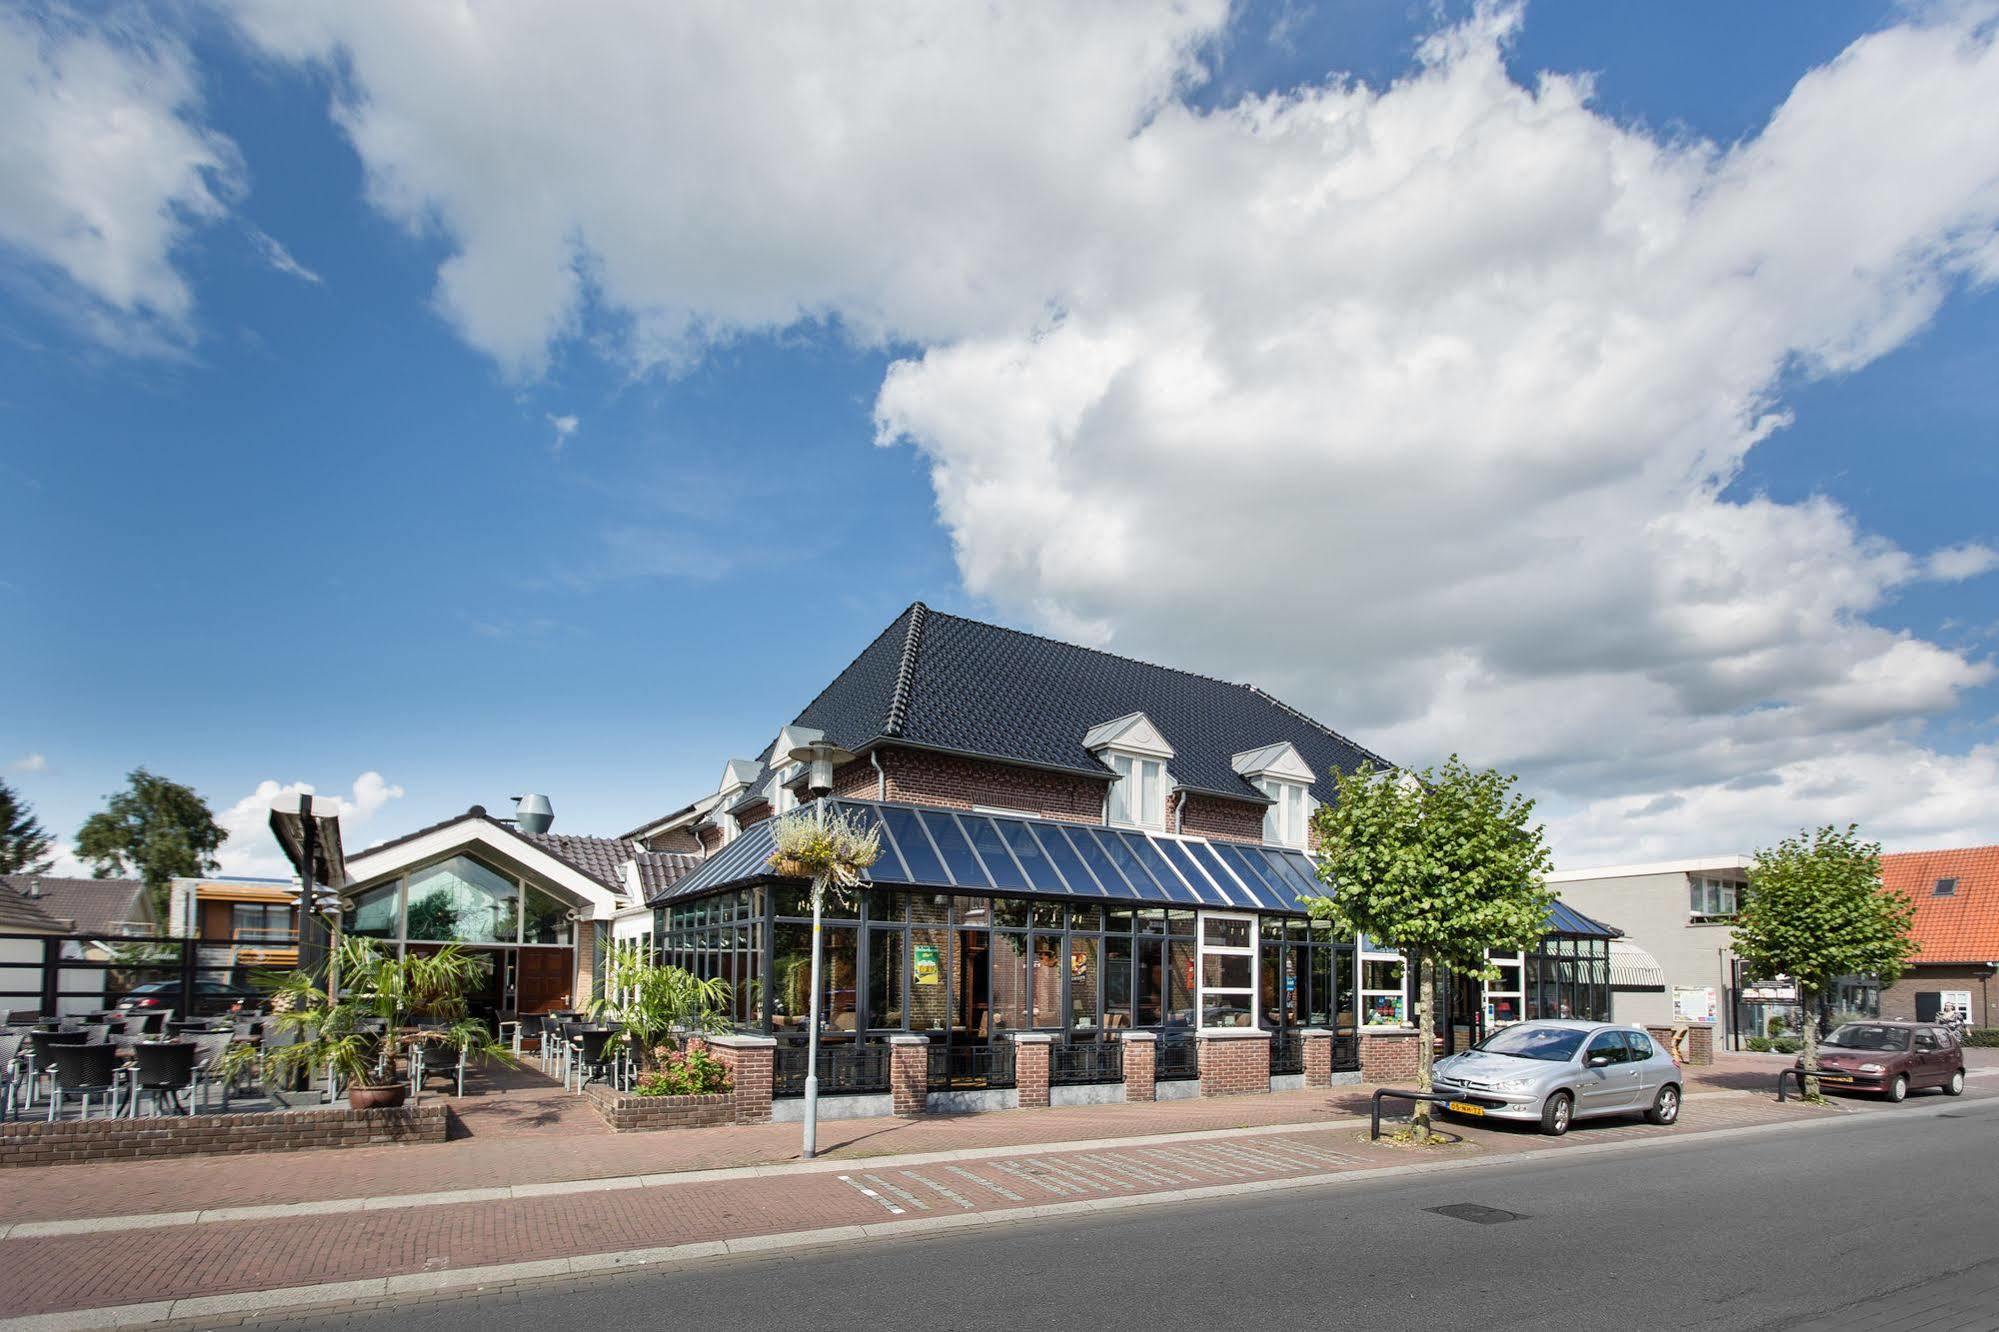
[802,796,827,1160]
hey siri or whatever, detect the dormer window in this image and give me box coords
[1085,711,1176,832]
[1232,742,1317,849]
[1107,753,1166,829]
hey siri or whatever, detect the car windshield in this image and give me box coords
[1823,1024,1910,1051]
[1473,1026,1587,1062]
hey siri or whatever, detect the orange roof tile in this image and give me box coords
[1881,845,1999,964]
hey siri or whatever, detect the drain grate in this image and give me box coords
[1426,1202,1527,1224]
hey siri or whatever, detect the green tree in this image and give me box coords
[0,779,55,875]
[1733,825,1917,1099]
[74,768,226,919]
[1304,757,1555,1140]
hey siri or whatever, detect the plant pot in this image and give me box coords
[771,856,810,879]
[348,1082,408,1111]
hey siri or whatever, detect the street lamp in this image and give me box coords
[779,726,855,1160]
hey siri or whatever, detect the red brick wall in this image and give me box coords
[0,1104,447,1168]
[1178,793,1264,844]
[709,1037,775,1123]
[1015,1037,1052,1108]
[1121,1033,1157,1101]
[831,747,1107,823]
[1302,1030,1333,1087]
[890,1036,929,1115]
[737,804,771,829]
[1358,1029,1421,1084]
[644,828,702,853]
[1880,965,1996,1027]
[584,1085,736,1132]
[1198,1032,1272,1097]
[696,824,725,855]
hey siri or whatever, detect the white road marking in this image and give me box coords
[864,1174,930,1212]
[943,1164,1024,1202]
[837,1174,904,1215]
[901,1170,975,1209]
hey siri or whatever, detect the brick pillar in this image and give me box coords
[1120,1030,1157,1102]
[1686,1023,1714,1066]
[1300,1027,1333,1088]
[707,1034,775,1124]
[1013,1033,1052,1108]
[1357,1028,1421,1084]
[889,1035,929,1116]
[570,920,595,1008]
[1197,1028,1271,1097]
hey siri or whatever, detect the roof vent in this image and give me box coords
[513,794,554,835]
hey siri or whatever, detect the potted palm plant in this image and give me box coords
[589,948,733,1071]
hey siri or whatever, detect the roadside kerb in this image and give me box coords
[6,1092,1988,1332]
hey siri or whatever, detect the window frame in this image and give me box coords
[1106,752,1167,830]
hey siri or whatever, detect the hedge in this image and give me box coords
[1962,1028,1999,1048]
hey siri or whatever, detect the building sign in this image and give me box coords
[1070,946,1091,981]
[1672,985,1717,1024]
[913,944,941,987]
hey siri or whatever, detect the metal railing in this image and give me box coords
[1332,1033,1359,1072]
[927,1042,1017,1091]
[772,1042,891,1098]
[1270,1030,1304,1076]
[1155,1034,1198,1081]
[1369,1088,1467,1140]
[1050,1039,1124,1086]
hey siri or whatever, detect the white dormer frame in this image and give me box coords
[1233,743,1316,849]
[713,758,760,845]
[1086,712,1176,830]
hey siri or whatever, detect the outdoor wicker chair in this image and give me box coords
[129,1041,199,1117]
[45,1043,122,1121]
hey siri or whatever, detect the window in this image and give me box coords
[1934,877,1959,898]
[405,855,519,943]
[1256,779,1312,848]
[1624,1030,1654,1061]
[1584,1032,1628,1065]
[229,903,291,940]
[1198,912,1257,1028]
[1688,876,1741,919]
[1107,753,1166,829]
[1360,943,1406,1026]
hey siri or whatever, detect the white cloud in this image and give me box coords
[227,2,1999,860]
[214,771,406,878]
[546,412,579,453]
[7,753,46,774]
[247,225,321,284]
[0,8,238,349]
[1925,542,1999,583]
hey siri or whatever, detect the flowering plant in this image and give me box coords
[633,1039,733,1097]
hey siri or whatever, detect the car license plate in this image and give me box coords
[1446,1100,1486,1116]
[1814,1073,1854,1083]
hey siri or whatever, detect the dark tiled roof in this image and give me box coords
[631,852,702,898]
[3,875,154,936]
[788,603,1394,805]
[619,801,698,842]
[0,887,69,933]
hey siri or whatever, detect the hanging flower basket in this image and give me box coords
[766,811,882,888]
[771,855,812,879]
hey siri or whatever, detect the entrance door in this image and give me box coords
[515,947,573,1014]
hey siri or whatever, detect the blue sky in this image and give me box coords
[3,1,1997,872]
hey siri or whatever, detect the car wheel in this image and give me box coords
[1945,1068,1966,1097]
[1886,1074,1909,1103]
[1540,1090,1573,1136]
[1645,1083,1681,1125]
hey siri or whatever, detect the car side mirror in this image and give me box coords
[1588,1055,1611,1068]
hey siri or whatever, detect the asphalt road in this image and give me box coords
[272,1096,1999,1332]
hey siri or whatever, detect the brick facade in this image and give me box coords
[890,1035,929,1115]
[831,746,1108,823]
[0,1103,447,1168]
[696,824,725,855]
[1644,1022,1715,1066]
[1198,1030,1272,1097]
[1880,965,1998,1027]
[1178,792,1264,845]
[585,1084,736,1132]
[644,828,702,854]
[1120,1031,1157,1101]
[708,1034,775,1123]
[1357,1028,1421,1084]
[572,920,596,1004]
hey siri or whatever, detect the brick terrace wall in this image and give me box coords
[890,1035,929,1115]
[1178,793,1264,845]
[1302,1029,1333,1087]
[1644,1023,1715,1067]
[1198,1030,1272,1097]
[585,1084,735,1133]
[832,747,1106,824]
[1014,1034,1052,1108]
[1121,1031,1156,1102]
[0,1104,447,1168]
[1357,1029,1421,1084]
[708,1035,775,1124]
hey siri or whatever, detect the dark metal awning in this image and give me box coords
[653,799,1326,913]
[1547,899,1620,939]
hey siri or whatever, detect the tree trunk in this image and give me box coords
[1413,951,1434,1137]
[1799,985,1819,1099]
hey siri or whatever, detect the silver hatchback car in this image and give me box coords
[1431,1020,1682,1136]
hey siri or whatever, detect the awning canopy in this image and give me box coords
[1609,938,1665,988]
[1548,899,1621,940]
[655,799,1324,913]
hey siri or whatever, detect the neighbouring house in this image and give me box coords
[320,807,700,1022]
[628,602,1620,1105]
[169,875,301,976]
[2,875,158,939]
[1550,855,1885,1047]
[1879,845,1999,1028]
[1,875,160,1018]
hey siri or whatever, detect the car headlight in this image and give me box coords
[1857,1063,1884,1074]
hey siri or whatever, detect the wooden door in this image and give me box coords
[516,948,573,1014]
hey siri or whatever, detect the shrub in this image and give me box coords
[1962,1027,1999,1048]
[1770,1036,1802,1054]
[633,1041,733,1098]
[1767,1015,1790,1038]
[1745,1036,1772,1052]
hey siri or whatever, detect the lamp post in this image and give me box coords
[781,728,855,1161]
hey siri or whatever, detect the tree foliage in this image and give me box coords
[1305,756,1555,1139]
[74,768,225,914]
[0,779,55,876]
[1733,825,1917,1097]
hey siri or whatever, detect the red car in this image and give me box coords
[1797,1020,1966,1101]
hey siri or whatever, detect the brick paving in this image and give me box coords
[0,1054,1987,1323]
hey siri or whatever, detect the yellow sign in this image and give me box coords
[914,943,941,987]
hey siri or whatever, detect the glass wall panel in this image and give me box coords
[823,926,859,1035]
[963,817,1028,892]
[867,928,905,1030]
[909,896,952,1034]
[1105,935,1133,1029]
[1069,936,1100,1032]
[771,922,813,1036]
[405,856,519,943]
[1167,939,1197,1027]
[880,805,949,884]
[346,883,399,939]
[1031,933,1064,1027]
[991,932,1030,1033]
[522,885,571,946]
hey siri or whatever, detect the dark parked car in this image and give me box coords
[1797,1021,1966,1101]
[117,980,264,1017]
